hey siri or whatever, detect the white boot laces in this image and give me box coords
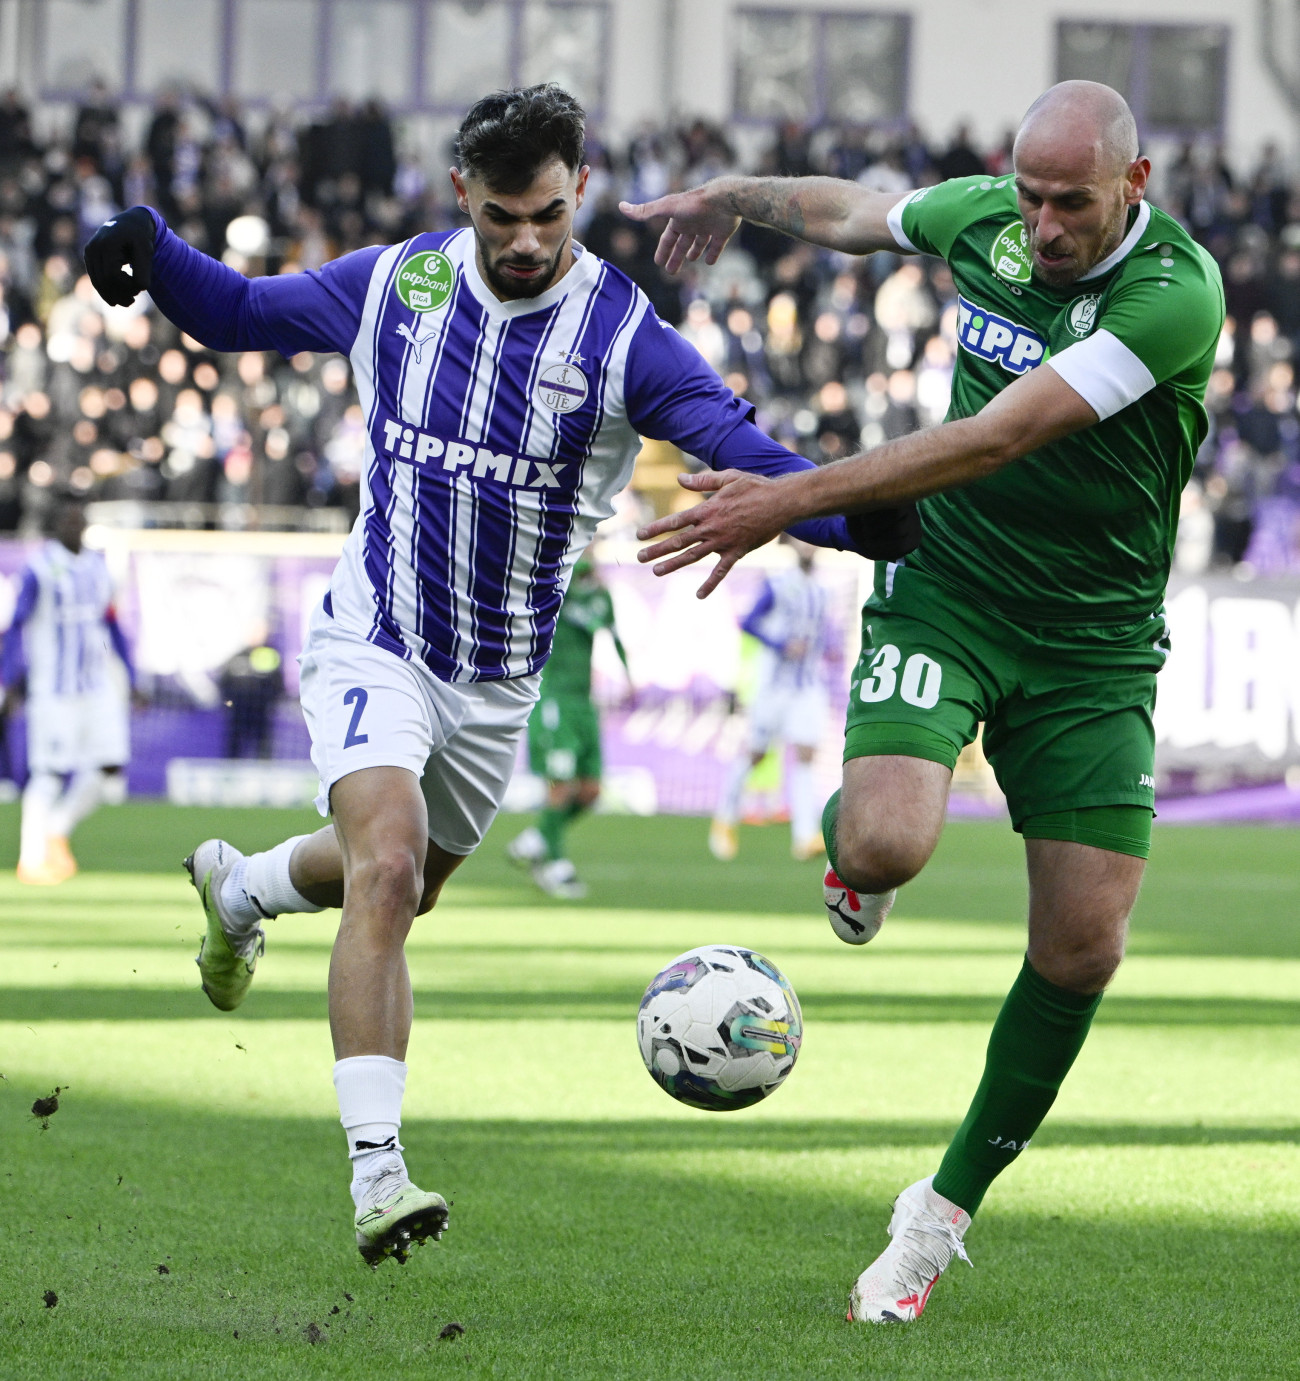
[888,1210,973,1295]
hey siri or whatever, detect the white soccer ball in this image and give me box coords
[637,945,803,1110]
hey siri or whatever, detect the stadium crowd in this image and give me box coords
[0,86,1297,571]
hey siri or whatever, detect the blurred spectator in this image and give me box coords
[219,640,284,759]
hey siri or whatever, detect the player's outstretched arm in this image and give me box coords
[85,207,373,357]
[623,311,917,560]
[620,176,907,270]
[637,365,1099,597]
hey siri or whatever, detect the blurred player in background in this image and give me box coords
[507,554,629,900]
[1,491,133,884]
[85,84,913,1268]
[709,537,829,863]
[627,81,1223,1323]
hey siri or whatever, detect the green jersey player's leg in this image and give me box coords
[507,692,603,899]
[823,561,1160,1323]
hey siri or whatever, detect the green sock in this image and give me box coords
[932,956,1102,1216]
[821,790,841,874]
[538,800,584,861]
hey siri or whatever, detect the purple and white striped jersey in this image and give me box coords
[741,567,831,691]
[146,214,863,683]
[1,542,121,697]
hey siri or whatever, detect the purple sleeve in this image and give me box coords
[623,313,859,553]
[1,567,37,687]
[740,581,784,651]
[145,208,384,357]
[104,609,134,687]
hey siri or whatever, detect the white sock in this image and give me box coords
[19,771,61,867]
[715,755,753,825]
[48,768,105,839]
[242,835,325,918]
[788,759,819,843]
[333,1055,407,1205]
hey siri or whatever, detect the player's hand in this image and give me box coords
[619,188,741,274]
[636,470,797,598]
[84,206,157,307]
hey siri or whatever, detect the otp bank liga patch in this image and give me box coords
[395,250,454,312]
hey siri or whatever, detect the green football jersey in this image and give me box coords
[540,576,621,699]
[893,175,1225,625]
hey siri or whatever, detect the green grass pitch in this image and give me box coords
[1,803,1298,1379]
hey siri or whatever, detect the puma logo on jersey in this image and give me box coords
[956,294,1047,375]
[381,418,568,489]
[395,322,430,362]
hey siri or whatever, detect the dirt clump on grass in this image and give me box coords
[42,1291,57,1308]
[31,1087,66,1128]
[439,1321,465,1340]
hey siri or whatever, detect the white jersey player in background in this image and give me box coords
[1,491,133,885]
[85,84,917,1267]
[709,537,832,863]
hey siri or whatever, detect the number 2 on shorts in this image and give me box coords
[343,686,370,748]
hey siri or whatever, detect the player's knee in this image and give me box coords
[834,819,928,893]
[346,847,423,919]
[1028,931,1127,994]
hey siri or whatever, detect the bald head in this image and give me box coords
[1016,81,1138,181]
[1010,81,1147,287]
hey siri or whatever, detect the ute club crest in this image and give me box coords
[535,360,589,413]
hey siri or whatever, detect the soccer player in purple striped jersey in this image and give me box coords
[84,84,917,1267]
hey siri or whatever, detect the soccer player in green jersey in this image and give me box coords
[623,80,1225,1323]
[507,556,629,898]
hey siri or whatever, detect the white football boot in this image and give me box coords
[506,826,547,868]
[823,865,895,945]
[353,1164,449,1267]
[532,857,587,900]
[848,1176,972,1324]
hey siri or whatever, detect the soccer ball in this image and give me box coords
[637,945,803,1111]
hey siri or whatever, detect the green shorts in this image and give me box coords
[528,693,602,782]
[844,562,1168,854]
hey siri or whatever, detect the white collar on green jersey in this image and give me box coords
[1077,201,1152,282]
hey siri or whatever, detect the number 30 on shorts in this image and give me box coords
[859,645,943,709]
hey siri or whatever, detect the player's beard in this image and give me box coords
[476,231,568,301]
[1032,202,1128,288]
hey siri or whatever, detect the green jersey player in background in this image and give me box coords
[624,81,1224,1323]
[507,556,629,899]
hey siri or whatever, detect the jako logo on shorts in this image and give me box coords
[956,294,1047,375]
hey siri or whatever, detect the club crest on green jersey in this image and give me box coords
[395,249,454,313]
[991,221,1033,285]
[1066,293,1101,338]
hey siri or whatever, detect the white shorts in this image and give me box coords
[747,681,828,753]
[26,687,130,774]
[298,608,539,856]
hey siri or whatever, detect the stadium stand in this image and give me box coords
[0,86,1296,573]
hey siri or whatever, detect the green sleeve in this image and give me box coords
[1095,248,1225,384]
[897,176,1004,259]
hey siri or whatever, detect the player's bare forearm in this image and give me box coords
[637,366,1098,596]
[620,175,903,271]
[710,175,899,255]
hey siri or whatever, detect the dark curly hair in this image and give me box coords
[456,84,586,194]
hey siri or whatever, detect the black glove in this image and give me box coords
[84,206,157,307]
[845,502,922,560]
